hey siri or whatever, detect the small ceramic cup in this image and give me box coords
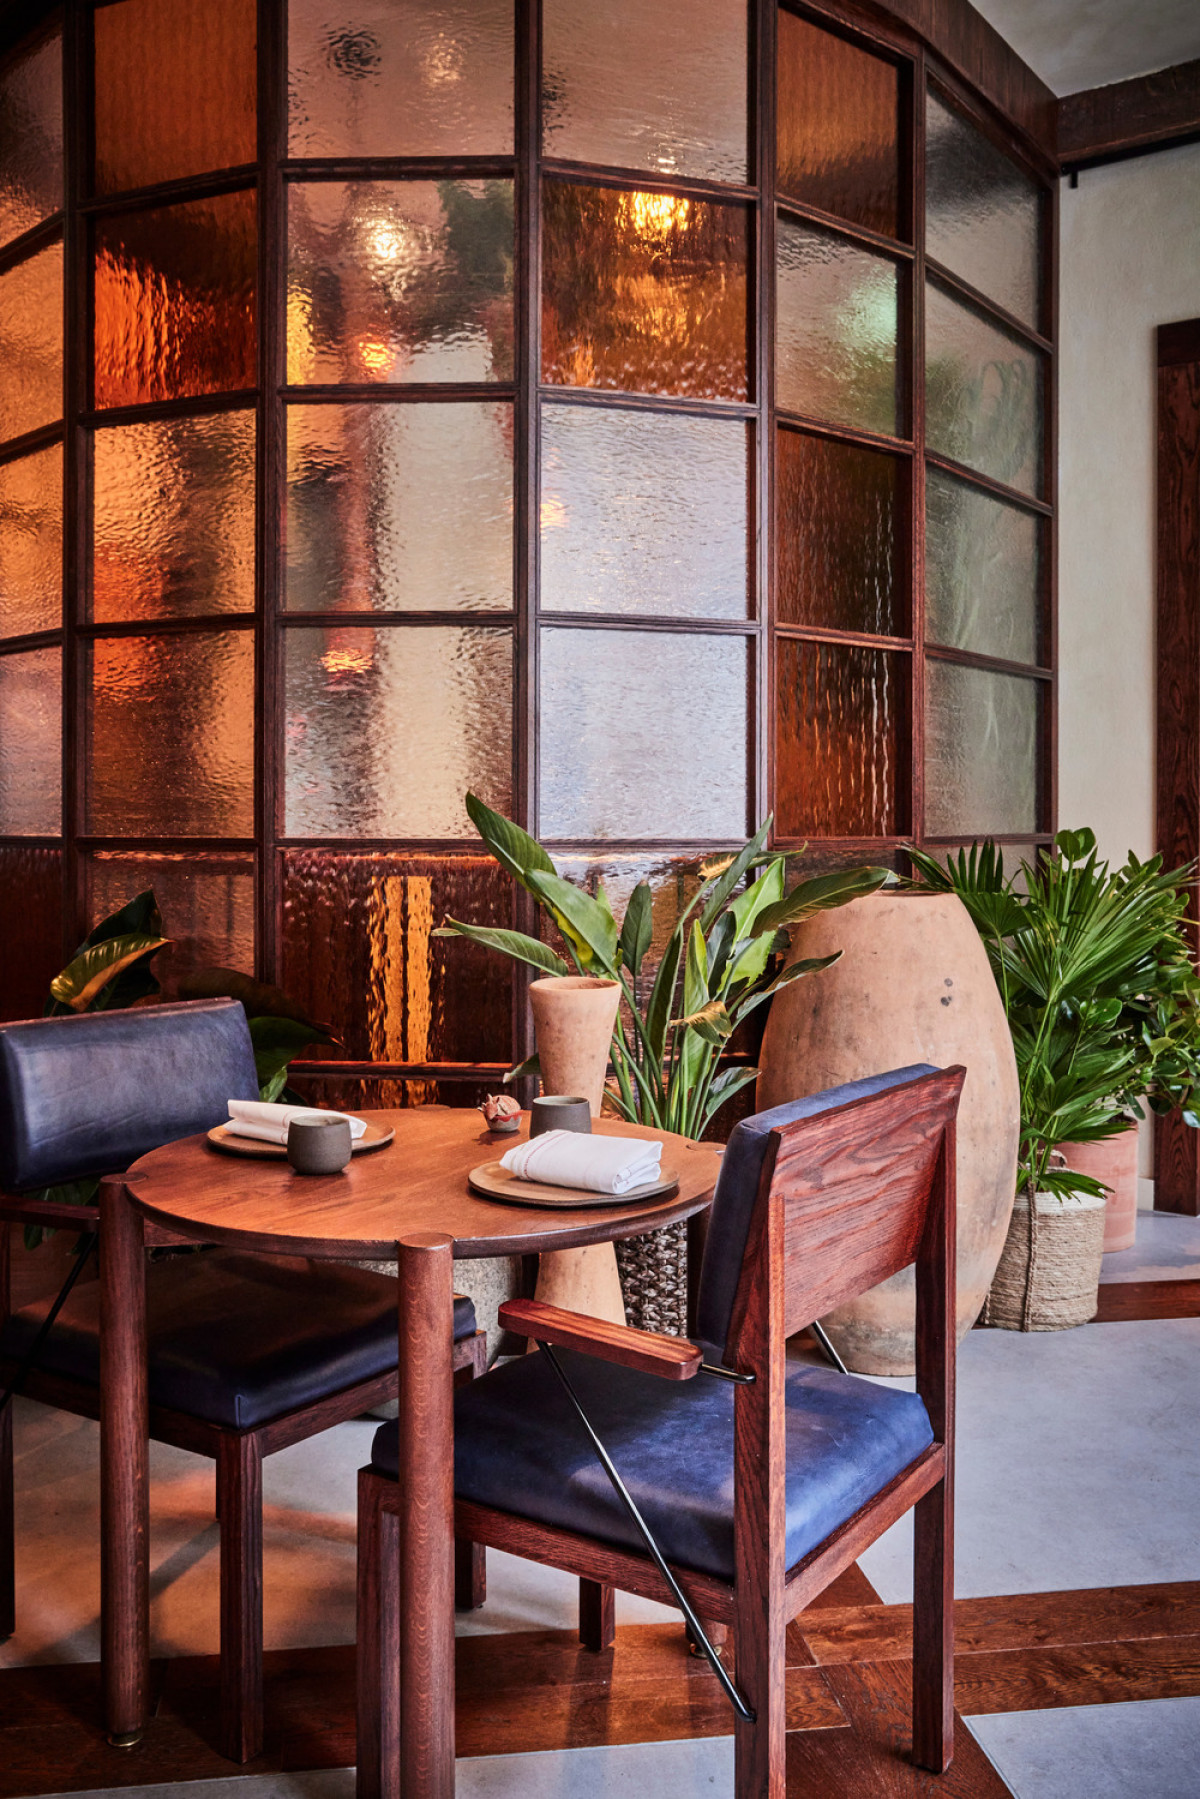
[287,1115,353,1175]
[529,1095,592,1138]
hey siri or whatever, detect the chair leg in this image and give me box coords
[452,1335,488,1611]
[0,1393,13,1641]
[733,1588,786,1798]
[579,1578,615,1651]
[912,1472,955,1773]
[216,1433,264,1765]
[357,1468,400,1799]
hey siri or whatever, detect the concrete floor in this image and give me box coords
[8,1208,1200,1797]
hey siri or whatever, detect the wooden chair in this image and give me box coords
[356,1062,963,1798]
[0,999,487,1763]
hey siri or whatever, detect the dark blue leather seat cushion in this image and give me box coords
[0,999,261,1191]
[1,1252,477,1430]
[694,1066,939,1357]
[371,1349,932,1582]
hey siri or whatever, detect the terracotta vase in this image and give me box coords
[529,975,626,1324]
[756,889,1020,1374]
[1060,1121,1139,1253]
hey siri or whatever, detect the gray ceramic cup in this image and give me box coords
[529,1095,592,1138]
[287,1115,353,1175]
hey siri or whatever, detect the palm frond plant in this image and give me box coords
[434,796,891,1140]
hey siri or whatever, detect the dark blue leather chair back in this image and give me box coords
[694,1065,939,1358]
[0,998,260,1191]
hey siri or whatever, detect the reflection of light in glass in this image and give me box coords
[286,289,314,381]
[322,645,373,676]
[368,220,410,262]
[358,337,391,373]
[424,31,464,86]
[540,494,567,532]
[622,190,692,241]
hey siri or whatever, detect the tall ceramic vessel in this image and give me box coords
[529,975,626,1324]
[757,889,1020,1374]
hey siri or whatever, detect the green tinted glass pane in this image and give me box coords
[285,625,512,836]
[925,660,1040,836]
[543,0,747,183]
[926,89,1040,328]
[777,11,898,237]
[776,429,900,634]
[0,645,60,833]
[288,0,513,157]
[0,444,62,636]
[542,181,750,402]
[925,467,1040,664]
[288,180,514,385]
[0,243,62,444]
[92,411,255,622]
[539,628,748,839]
[776,218,897,435]
[925,280,1042,496]
[87,851,255,987]
[87,630,255,835]
[0,29,63,249]
[776,639,904,837]
[286,402,512,612]
[540,403,749,620]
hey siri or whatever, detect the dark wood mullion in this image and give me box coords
[0,211,62,276]
[81,389,259,429]
[282,384,518,405]
[775,408,913,456]
[910,48,926,852]
[77,616,256,639]
[774,195,914,263]
[77,166,257,216]
[0,420,65,464]
[756,0,774,838]
[540,161,758,207]
[77,836,258,852]
[924,449,1053,516]
[256,0,285,985]
[512,0,539,1079]
[925,644,1052,681]
[1043,174,1059,835]
[537,386,757,423]
[777,623,914,653]
[283,156,517,183]
[276,610,516,628]
[61,0,88,953]
[538,614,757,636]
[924,59,1057,188]
[924,257,1053,354]
[0,628,64,654]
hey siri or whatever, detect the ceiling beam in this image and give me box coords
[1058,58,1200,173]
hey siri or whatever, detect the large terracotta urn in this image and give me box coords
[757,889,1020,1374]
[530,975,626,1324]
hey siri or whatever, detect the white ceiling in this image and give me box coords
[970,0,1200,96]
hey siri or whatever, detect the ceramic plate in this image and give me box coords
[467,1160,679,1208]
[206,1121,395,1159]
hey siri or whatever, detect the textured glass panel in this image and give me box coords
[776,639,903,838]
[926,89,1040,328]
[926,281,1042,496]
[0,444,62,636]
[288,180,514,385]
[87,852,255,988]
[0,243,62,444]
[539,629,747,839]
[551,853,703,1003]
[926,467,1039,664]
[285,626,512,836]
[94,191,257,409]
[0,30,62,248]
[93,0,256,194]
[286,402,512,613]
[925,660,1039,837]
[0,845,61,1021]
[92,412,255,622]
[0,646,61,833]
[777,429,899,634]
[282,851,513,1063]
[540,404,748,620]
[542,182,750,402]
[288,0,513,158]
[776,218,897,435]
[777,12,898,237]
[543,0,747,184]
[87,630,254,835]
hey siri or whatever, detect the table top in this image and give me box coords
[124,1107,723,1259]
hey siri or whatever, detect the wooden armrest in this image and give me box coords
[0,1198,99,1229]
[498,1298,701,1381]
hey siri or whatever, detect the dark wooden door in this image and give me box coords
[1155,318,1200,1214]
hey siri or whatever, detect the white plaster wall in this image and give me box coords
[1057,140,1200,867]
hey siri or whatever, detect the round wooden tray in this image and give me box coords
[467,1160,679,1209]
[206,1121,395,1159]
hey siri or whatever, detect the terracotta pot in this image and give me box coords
[529,975,626,1325]
[1060,1121,1139,1253]
[756,889,1020,1374]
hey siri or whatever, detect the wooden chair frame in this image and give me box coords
[0,1183,488,1764]
[357,1065,962,1799]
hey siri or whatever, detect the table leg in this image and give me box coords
[397,1231,456,1797]
[99,1177,148,1747]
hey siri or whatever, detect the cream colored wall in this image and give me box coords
[1057,141,1200,1185]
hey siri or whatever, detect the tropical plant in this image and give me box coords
[434,796,890,1140]
[907,830,1200,1202]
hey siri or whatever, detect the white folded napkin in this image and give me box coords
[226,1099,368,1147]
[500,1129,663,1195]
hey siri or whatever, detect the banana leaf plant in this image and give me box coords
[434,796,890,1140]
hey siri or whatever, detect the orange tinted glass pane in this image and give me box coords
[542,181,750,402]
[0,242,62,444]
[0,645,61,834]
[776,639,905,837]
[777,11,899,238]
[93,0,256,194]
[777,429,901,635]
[87,851,255,989]
[0,444,62,636]
[0,28,63,249]
[94,191,256,409]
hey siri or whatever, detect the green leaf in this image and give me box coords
[248,1014,333,1094]
[733,952,841,1022]
[669,998,733,1046]
[645,932,683,1065]
[698,815,773,930]
[433,919,569,976]
[504,1051,542,1084]
[465,793,557,890]
[753,864,890,938]
[618,881,653,978]
[176,968,334,1033]
[683,919,709,1017]
[526,870,619,971]
[75,887,164,952]
[49,888,167,1014]
[49,933,170,1013]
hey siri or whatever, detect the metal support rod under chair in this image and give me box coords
[535,1339,756,1724]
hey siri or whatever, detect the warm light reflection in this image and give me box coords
[539,494,568,532]
[321,644,374,676]
[357,336,393,373]
[622,189,692,241]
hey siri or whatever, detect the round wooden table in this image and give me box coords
[100,1109,722,1794]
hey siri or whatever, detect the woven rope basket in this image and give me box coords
[615,1220,688,1336]
[984,1187,1107,1331]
